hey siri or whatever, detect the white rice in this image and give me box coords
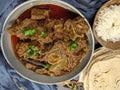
[95,5,120,42]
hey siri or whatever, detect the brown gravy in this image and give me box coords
[11,4,78,54]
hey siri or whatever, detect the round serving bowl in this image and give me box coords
[93,0,120,50]
[81,47,120,90]
[1,0,94,84]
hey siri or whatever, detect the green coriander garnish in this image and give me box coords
[67,36,70,41]
[69,41,78,51]
[44,63,50,69]
[40,28,46,38]
[27,45,37,58]
[22,29,35,36]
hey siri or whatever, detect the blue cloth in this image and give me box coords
[0,0,107,90]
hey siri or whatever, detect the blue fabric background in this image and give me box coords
[0,0,107,90]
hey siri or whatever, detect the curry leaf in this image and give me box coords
[22,29,35,36]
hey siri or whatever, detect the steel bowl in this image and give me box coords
[1,0,94,84]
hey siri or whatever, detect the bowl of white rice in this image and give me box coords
[93,0,120,50]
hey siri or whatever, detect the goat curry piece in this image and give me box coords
[8,4,88,76]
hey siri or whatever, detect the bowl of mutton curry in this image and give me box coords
[1,0,94,84]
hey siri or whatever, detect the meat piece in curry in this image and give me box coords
[31,7,49,20]
[8,7,89,76]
